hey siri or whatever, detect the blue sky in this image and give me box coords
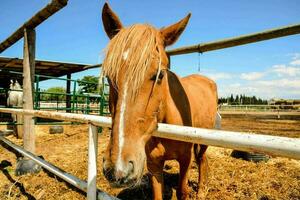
[1,0,300,99]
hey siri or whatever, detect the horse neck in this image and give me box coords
[161,71,192,126]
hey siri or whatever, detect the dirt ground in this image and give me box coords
[0,116,299,200]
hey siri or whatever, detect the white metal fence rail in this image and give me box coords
[1,108,300,199]
[0,133,118,200]
[220,104,300,112]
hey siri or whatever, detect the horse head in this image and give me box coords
[101,3,190,187]
[8,79,22,90]
[14,80,22,90]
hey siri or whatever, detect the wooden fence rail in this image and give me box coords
[84,23,300,69]
[0,0,68,53]
[166,23,300,55]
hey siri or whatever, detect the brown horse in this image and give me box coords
[101,3,218,200]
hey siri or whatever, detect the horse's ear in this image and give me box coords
[102,3,123,39]
[160,13,191,47]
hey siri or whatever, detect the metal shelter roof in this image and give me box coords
[0,56,100,88]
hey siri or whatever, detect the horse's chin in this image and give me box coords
[106,164,145,189]
[109,178,137,188]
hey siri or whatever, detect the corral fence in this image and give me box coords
[0,0,300,199]
[220,104,300,112]
[219,104,300,120]
[0,108,300,200]
[0,71,110,115]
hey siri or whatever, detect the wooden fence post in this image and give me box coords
[16,28,41,176]
[23,28,35,152]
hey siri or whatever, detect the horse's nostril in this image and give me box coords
[104,167,115,182]
[128,160,134,173]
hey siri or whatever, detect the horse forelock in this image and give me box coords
[102,24,163,99]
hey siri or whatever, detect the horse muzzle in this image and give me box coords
[103,159,139,188]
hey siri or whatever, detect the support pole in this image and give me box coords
[23,28,35,152]
[16,112,23,139]
[16,28,40,176]
[87,124,98,200]
[66,73,71,113]
[72,81,77,113]
[34,75,40,110]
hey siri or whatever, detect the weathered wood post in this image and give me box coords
[16,28,41,175]
[23,28,35,152]
[16,110,23,139]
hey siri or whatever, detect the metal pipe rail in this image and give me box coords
[0,134,119,200]
[0,108,299,160]
[68,23,300,69]
[166,23,300,56]
[0,0,68,53]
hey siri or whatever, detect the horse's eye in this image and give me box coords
[150,71,164,81]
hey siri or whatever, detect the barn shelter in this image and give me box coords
[0,56,100,88]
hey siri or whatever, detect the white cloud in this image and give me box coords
[229,83,241,87]
[214,53,300,99]
[271,64,300,77]
[292,53,300,60]
[240,72,264,80]
[203,72,232,81]
[257,79,300,89]
[218,79,300,99]
[218,84,261,98]
[290,59,300,66]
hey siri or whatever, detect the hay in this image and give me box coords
[0,118,299,199]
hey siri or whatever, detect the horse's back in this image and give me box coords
[181,74,217,128]
[182,74,217,93]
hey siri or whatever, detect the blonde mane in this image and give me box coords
[102,24,161,98]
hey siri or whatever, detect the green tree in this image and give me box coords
[235,95,240,105]
[78,76,99,94]
[229,94,234,104]
[42,87,66,101]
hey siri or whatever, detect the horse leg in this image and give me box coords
[12,114,16,123]
[147,160,164,200]
[194,144,208,200]
[177,149,192,200]
[11,114,18,137]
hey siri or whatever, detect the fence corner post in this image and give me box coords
[87,124,98,200]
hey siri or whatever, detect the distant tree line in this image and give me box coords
[39,87,66,102]
[219,94,268,105]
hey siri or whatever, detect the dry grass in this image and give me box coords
[0,117,299,199]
